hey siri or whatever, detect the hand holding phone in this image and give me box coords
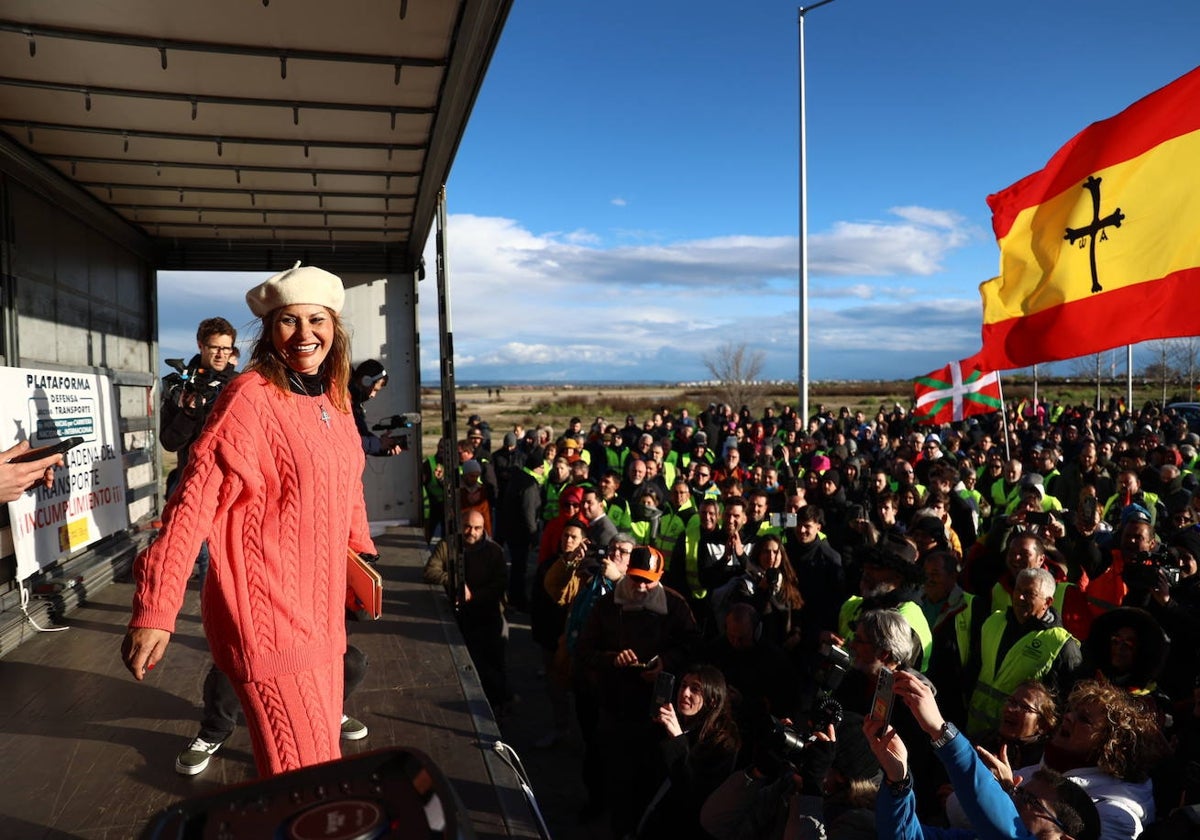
[1025,510,1050,527]
[870,668,896,737]
[628,654,661,671]
[10,436,84,463]
[651,670,676,719]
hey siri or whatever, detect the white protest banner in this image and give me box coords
[2,367,129,580]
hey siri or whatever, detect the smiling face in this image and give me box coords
[1012,576,1052,623]
[272,305,334,375]
[1000,684,1047,740]
[676,673,705,718]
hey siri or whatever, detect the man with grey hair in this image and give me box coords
[965,566,1082,737]
[823,608,941,815]
[854,608,922,673]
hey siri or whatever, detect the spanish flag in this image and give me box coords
[977,65,1200,370]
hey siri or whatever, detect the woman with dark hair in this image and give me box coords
[636,664,742,838]
[714,534,805,650]
[348,358,404,456]
[123,263,377,777]
[1078,606,1169,700]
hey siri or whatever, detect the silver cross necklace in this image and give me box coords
[287,371,330,428]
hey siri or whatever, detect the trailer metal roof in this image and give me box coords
[0,0,510,273]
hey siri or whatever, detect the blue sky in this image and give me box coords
[159,0,1200,383]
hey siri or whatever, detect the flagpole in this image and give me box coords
[1126,345,1133,413]
[995,370,1011,463]
[797,0,841,426]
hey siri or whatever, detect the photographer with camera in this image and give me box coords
[348,359,405,456]
[1118,528,1200,705]
[826,609,943,821]
[1082,509,1163,616]
[159,317,239,584]
[161,317,238,475]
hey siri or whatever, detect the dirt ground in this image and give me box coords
[419,384,692,453]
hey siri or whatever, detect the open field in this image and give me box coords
[418,378,1191,452]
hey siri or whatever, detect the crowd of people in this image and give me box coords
[426,397,1200,839]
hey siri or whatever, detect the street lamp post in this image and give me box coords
[798,0,839,425]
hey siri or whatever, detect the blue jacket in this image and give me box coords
[876,729,1032,840]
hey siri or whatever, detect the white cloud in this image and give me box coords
[611,197,627,206]
[889,206,964,230]
[413,209,988,380]
[810,214,973,276]
[154,206,984,383]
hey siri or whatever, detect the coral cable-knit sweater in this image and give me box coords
[131,371,376,683]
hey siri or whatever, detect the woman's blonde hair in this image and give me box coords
[1067,679,1167,782]
[246,306,351,412]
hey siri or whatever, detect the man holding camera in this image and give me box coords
[161,317,238,466]
[159,316,239,583]
[1082,510,1159,616]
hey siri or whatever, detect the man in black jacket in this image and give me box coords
[160,317,238,583]
[497,446,544,610]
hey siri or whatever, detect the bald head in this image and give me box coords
[463,510,485,545]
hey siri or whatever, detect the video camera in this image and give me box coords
[1124,545,1182,588]
[813,641,852,694]
[765,695,844,767]
[372,412,423,432]
[162,357,224,410]
[372,412,421,452]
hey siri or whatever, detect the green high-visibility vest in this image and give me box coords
[837,597,933,672]
[683,516,706,599]
[966,611,1071,737]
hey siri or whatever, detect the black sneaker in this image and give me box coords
[340,714,369,741]
[175,735,224,776]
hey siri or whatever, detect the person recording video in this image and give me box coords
[348,359,405,456]
[160,316,239,586]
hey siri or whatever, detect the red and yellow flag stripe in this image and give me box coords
[977,65,1200,370]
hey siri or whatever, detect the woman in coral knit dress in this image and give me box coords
[122,263,377,777]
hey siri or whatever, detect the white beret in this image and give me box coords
[245,261,345,317]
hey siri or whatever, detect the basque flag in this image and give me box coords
[913,358,1001,425]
